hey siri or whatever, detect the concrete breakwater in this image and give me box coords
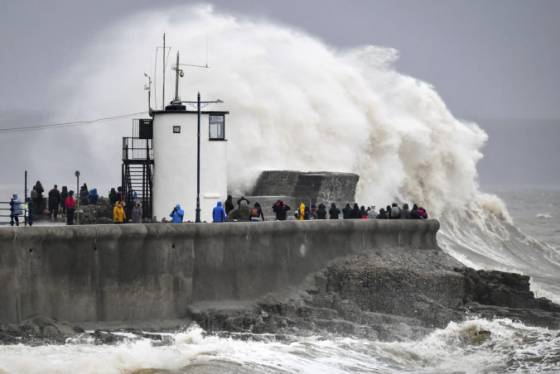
[0,220,438,324]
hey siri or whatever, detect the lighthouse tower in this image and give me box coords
[151,52,228,222]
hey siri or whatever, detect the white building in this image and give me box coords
[151,103,228,222]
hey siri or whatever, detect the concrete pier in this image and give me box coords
[0,220,439,323]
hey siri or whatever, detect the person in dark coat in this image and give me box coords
[224,195,235,215]
[80,183,89,205]
[316,203,327,219]
[60,186,68,215]
[342,203,352,219]
[48,185,61,221]
[329,203,340,219]
[272,200,290,221]
[376,208,388,219]
[109,188,117,206]
[410,204,421,219]
[351,203,361,219]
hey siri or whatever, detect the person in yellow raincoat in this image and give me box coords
[113,201,126,224]
[297,202,305,221]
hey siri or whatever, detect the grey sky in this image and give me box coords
[0,0,559,188]
[1,0,559,120]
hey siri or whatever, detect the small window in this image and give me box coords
[172,125,181,134]
[209,115,225,140]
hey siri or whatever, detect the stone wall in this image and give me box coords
[251,171,359,204]
[0,220,439,323]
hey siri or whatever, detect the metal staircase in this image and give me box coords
[122,136,154,220]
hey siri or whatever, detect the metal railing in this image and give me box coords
[122,137,153,161]
[0,201,30,226]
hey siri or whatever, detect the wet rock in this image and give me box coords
[0,316,82,345]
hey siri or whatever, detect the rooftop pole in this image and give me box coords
[162,33,166,108]
[174,51,181,103]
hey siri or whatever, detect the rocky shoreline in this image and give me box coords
[2,247,559,345]
[188,248,560,342]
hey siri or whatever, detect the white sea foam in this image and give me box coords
[0,319,558,373]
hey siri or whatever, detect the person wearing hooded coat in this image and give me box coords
[213,201,227,223]
[272,200,290,221]
[342,204,352,219]
[329,203,340,219]
[113,201,126,224]
[170,204,184,223]
[48,185,61,221]
[295,202,305,220]
[224,195,235,215]
[60,186,68,215]
[351,203,361,219]
[9,194,22,226]
[316,203,327,219]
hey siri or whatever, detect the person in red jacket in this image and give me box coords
[65,191,76,225]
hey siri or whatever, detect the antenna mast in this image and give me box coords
[174,51,181,103]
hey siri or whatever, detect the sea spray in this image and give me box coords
[46,5,560,300]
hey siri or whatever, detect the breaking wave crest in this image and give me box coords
[50,5,560,301]
[1,319,559,373]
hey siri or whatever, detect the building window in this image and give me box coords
[209,115,225,140]
[172,125,181,134]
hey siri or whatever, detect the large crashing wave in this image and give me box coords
[51,5,560,301]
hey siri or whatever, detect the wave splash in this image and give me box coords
[0,319,558,373]
[51,5,560,301]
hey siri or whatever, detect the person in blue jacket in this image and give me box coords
[170,204,184,223]
[212,201,227,223]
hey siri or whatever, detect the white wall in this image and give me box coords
[152,111,227,222]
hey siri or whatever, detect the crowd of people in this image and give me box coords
[207,196,428,223]
[8,180,113,226]
[8,182,428,226]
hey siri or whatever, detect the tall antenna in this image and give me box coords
[173,51,182,103]
[162,33,166,109]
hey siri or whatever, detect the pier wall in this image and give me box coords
[0,220,439,323]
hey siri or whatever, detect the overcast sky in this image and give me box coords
[1,0,559,120]
[1,0,559,188]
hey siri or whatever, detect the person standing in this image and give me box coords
[60,186,68,216]
[329,203,341,219]
[250,202,265,222]
[113,201,126,224]
[48,185,61,221]
[342,204,352,219]
[170,204,184,223]
[272,200,291,221]
[224,195,235,215]
[65,191,76,225]
[212,201,227,223]
[131,202,142,223]
[9,194,22,227]
[296,202,306,220]
[316,203,327,219]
